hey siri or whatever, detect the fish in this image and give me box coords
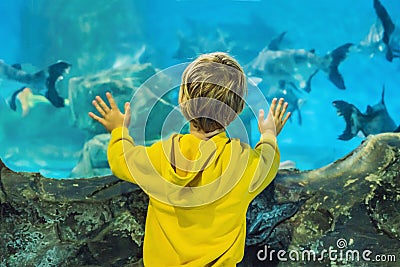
[9,87,53,116]
[247,70,306,125]
[245,33,353,92]
[112,45,147,68]
[372,0,400,61]
[356,18,385,58]
[0,60,71,109]
[173,15,279,62]
[332,86,398,140]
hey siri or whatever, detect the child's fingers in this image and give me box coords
[269,98,277,115]
[274,98,284,117]
[92,100,106,116]
[258,109,265,123]
[124,102,130,112]
[282,112,291,126]
[278,102,289,121]
[124,102,131,118]
[124,102,131,127]
[106,92,119,110]
[96,95,111,113]
[88,111,106,125]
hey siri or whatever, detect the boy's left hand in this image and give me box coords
[88,92,131,133]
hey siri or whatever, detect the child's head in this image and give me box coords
[179,52,247,133]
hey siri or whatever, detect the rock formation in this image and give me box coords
[1,133,399,266]
[69,134,111,178]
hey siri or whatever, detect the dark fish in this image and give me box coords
[9,86,26,111]
[9,87,51,116]
[0,60,71,109]
[373,0,400,61]
[246,33,352,92]
[333,87,397,140]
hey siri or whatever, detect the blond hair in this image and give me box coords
[179,52,247,133]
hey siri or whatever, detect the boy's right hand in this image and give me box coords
[258,98,291,137]
[88,92,131,133]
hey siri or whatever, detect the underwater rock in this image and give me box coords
[0,161,148,266]
[1,133,400,266]
[70,134,111,178]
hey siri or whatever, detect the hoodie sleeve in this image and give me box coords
[247,132,280,196]
[107,126,162,184]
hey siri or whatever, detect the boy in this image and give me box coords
[89,52,290,266]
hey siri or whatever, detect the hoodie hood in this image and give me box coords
[155,131,252,207]
[162,132,229,187]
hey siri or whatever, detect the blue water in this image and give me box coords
[1,0,400,178]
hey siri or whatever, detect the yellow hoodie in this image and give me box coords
[108,127,280,266]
